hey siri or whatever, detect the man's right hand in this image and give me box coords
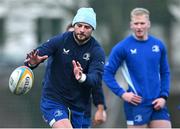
[121,92,142,105]
[24,49,48,66]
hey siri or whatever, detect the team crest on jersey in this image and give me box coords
[83,53,90,61]
[130,49,137,54]
[134,114,143,123]
[54,110,63,117]
[63,48,70,55]
[152,45,160,52]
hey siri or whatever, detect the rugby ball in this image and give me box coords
[9,66,34,95]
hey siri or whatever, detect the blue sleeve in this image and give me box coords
[91,85,107,109]
[159,43,170,98]
[24,33,64,69]
[103,43,126,97]
[37,33,64,57]
[82,46,105,88]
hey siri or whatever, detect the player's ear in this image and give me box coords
[130,21,133,29]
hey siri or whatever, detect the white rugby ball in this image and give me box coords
[9,66,34,95]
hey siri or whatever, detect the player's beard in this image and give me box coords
[74,32,90,43]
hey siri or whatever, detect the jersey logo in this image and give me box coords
[54,110,63,117]
[83,53,90,61]
[134,114,143,123]
[152,45,160,52]
[130,49,137,54]
[63,48,70,55]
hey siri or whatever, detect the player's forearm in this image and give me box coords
[82,72,103,88]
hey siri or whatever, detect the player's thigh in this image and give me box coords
[150,106,171,128]
[53,118,73,128]
[149,120,172,128]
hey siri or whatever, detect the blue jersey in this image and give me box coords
[103,35,170,100]
[33,31,105,112]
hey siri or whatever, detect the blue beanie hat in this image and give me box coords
[72,7,96,30]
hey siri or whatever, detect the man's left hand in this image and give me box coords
[93,105,107,126]
[152,98,166,110]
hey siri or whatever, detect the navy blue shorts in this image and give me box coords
[82,116,91,128]
[40,98,84,128]
[124,99,171,125]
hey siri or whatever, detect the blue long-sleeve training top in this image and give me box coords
[103,35,170,100]
[28,31,105,112]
